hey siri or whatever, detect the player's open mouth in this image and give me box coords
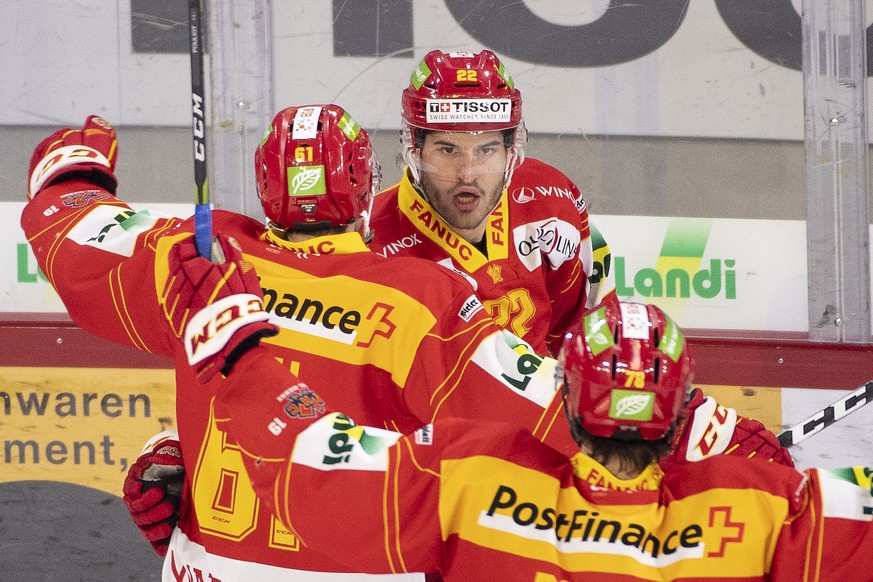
[453,189,480,210]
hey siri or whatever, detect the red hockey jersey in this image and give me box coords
[21,180,573,580]
[217,347,873,582]
[22,177,793,580]
[370,159,614,356]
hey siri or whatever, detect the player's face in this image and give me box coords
[417,131,508,241]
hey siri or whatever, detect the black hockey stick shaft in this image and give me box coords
[777,380,873,447]
[188,0,211,259]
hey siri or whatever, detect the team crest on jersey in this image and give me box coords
[487,264,503,283]
[278,384,326,419]
[60,189,109,208]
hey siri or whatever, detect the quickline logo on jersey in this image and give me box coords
[615,218,736,300]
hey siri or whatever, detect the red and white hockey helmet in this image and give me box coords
[401,49,523,133]
[255,104,379,237]
[400,50,526,186]
[559,301,694,441]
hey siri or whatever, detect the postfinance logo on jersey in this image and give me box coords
[442,456,767,577]
[261,280,402,347]
[254,265,436,365]
[482,483,704,565]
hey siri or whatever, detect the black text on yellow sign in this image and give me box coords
[1,367,176,497]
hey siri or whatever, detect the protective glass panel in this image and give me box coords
[2,0,871,338]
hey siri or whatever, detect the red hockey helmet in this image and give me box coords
[401,49,523,133]
[400,50,526,187]
[255,104,378,235]
[559,301,694,441]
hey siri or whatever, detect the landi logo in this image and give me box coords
[614,219,737,300]
[17,244,48,283]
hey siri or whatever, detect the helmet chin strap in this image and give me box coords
[404,152,424,193]
[503,146,523,194]
[359,203,375,244]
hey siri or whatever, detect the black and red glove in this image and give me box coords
[122,431,185,557]
[661,388,794,473]
[27,115,118,199]
[162,234,278,382]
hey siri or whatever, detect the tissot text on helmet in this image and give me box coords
[425,99,513,123]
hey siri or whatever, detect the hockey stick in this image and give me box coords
[188,0,211,259]
[777,380,873,447]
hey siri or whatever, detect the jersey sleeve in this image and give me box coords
[400,279,579,456]
[20,178,184,355]
[539,179,615,356]
[770,467,873,579]
[586,219,616,308]
[213,346,446,575]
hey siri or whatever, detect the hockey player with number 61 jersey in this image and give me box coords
[24,105,793,581]
[22,106,583,580]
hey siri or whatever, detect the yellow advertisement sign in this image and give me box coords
[0,366,176,497]
[0,362,784,500]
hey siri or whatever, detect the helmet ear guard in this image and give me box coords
[255,104,378,238]
[558,301,695,442]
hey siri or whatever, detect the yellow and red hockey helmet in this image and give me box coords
[559,301,695,441]
[255,104,378,234]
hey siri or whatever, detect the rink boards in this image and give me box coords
[2,319,872,499]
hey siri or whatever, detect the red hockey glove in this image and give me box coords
[162,234,278,382]
[661,388,794,473]
[122,431,185,557]
[725,413,795,467]
[27,115,118,199]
